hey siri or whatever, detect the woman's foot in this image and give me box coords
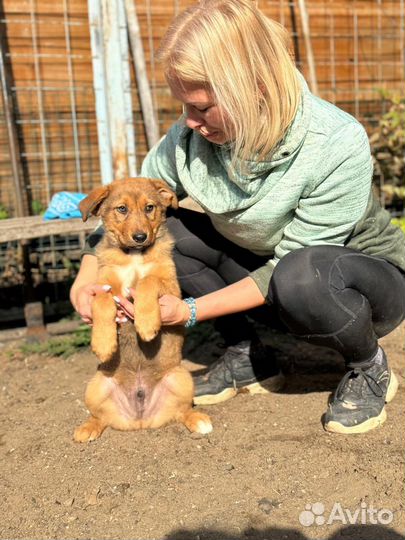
[324,347,398,434]
[193,340,285,405]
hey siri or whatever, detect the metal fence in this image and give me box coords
[0,0,404,322]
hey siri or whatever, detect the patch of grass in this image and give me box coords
[20,324,91,358]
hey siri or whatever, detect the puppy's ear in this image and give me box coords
[79,186,109,222]
[151,179,178,210]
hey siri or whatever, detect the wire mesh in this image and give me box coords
[0,0,403,317]
[0,0,403,217]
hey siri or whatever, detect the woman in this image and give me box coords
[71,0,405,434]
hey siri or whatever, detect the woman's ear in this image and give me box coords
[79,186,110,221]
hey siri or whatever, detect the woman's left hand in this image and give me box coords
[113,290,190,326]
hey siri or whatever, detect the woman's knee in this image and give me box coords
[268,246,332,311]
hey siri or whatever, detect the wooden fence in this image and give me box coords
[0,0,404,217]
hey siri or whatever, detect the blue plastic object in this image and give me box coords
[43,192,87,220]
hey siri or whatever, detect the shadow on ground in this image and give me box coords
[165,524,404,540]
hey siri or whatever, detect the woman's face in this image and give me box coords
[168,78,233,145]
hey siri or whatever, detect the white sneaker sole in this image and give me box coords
[324,370,399,435]
[193,372,285,406]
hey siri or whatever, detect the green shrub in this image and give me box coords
[392,217,405,235]
[370,92,405,208]
[0,203,10,219]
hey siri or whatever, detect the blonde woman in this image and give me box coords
[71,0,405,434]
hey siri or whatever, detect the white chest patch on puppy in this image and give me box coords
[114,253,155,296]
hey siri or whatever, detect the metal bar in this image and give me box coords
[29,0,52,203]
[297,0,318,94]
[353,8,359,118]
[376,0,383,105]
[0,6,28,217]
[144,0,158,129]
[125,0,159,150]
[63,0,83,192]
[400,0,405,80]
[8,52,85,59]
[279,0,285,27]
[329,0,336,104]
[1,17,84,26]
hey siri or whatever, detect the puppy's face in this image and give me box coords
[79,178,178,250]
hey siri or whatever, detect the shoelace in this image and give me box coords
[336,367,384,401]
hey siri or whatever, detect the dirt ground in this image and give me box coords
[0,321,404,540]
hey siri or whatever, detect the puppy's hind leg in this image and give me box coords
[74,372,113,443]
[180,409,213,434]
[168,367,213,434]
[74,416,106,443]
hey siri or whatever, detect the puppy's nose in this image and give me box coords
[133,232,147,244]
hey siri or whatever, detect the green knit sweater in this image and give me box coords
[85,77,405,296]
[140,77,405,296]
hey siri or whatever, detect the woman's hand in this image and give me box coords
[113,290,190,326]
[71,283,112,324]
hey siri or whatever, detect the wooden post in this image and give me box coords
[125,0,160,149]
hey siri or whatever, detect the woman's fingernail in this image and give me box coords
[102,284,112,291]
[113,296,121,304]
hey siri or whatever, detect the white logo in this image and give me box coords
[299,502,393,527]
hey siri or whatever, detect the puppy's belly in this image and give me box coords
[107,374,176,424]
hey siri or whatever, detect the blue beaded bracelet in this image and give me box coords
[184,297,197,328]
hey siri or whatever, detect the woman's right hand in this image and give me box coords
[71,283,112,324]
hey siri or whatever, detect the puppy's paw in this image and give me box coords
[135,315,161,342]
[74,418,105,443]
[183,411,213,434]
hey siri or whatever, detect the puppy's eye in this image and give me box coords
[116,205,127,214]
[145,204,154,213]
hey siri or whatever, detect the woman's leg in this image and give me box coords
[167,208,284,404]
[168,208,273,343]
[268,245,405,433]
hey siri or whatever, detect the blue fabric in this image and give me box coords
[43,192,86,220]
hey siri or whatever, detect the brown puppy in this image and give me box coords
[74,177,212,442]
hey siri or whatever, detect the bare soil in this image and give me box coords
[0,322,404,540]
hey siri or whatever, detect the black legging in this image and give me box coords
[168,208,405,365]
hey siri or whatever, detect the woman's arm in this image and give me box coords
[117,276,266,326]
[190,276,266,322]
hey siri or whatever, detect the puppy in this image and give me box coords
[74,177,212,442]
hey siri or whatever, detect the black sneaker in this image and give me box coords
[324,347,398,434]
[193,340,285,405]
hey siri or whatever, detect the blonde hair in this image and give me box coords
[158,0,301,169]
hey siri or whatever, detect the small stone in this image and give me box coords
[258,498,279,514]
[113,482,130,495]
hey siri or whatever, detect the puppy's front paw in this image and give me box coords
[135,315,161,342]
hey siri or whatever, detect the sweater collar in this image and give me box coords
[180,71,312,182]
